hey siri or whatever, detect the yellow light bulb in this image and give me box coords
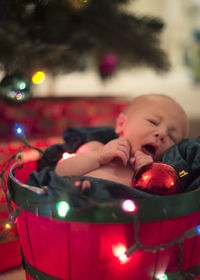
[32,71,45,84]
[5,223,11,229]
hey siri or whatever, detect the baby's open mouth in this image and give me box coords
[141,144,156,157]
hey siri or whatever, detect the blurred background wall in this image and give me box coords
[0,0,200,138]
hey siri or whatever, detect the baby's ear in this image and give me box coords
[115,113,127,134]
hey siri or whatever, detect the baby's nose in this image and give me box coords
[154,128,167,142]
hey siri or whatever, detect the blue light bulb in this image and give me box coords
[17,127,22,134]
[196,225,200,234]
[15,124,23,135]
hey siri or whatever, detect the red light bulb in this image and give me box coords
[132,162,179,195]
[58,152,76,163]
[61,152,75,160]
[113,244,128,263]
[121,200,137,213]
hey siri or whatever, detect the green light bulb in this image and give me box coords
[157,274,168,280]
[18,81,26,90]
[56,201,70,217]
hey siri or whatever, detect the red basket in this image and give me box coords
[8,161,200,280]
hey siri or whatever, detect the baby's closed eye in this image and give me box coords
[169,133,178,144]
[147,119,158,126]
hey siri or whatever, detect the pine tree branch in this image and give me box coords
[0,0,170,78]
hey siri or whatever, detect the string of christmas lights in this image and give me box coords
[1,124,200,280]
[0,124,44,242]
[125,214,200,279]
[0,124,44,209]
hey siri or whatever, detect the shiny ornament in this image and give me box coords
[0,73,32,104]
[132,162,179,196]
[68,0,89,9]
[99,53,119,79]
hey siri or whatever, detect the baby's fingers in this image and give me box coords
[129,157,136,167]
[134,150,153,171]
[116,149,129,165]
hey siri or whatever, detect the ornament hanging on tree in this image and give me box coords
[68,0,89,9]
[0,0,170,78]
[98,53,119,79]
[0,73,32,104]
[132,162,180,196]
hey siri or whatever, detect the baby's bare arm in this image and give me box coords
[55,138,131,176]
[55,141,103,176]
[55,149,102,176]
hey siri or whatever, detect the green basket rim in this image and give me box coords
[7,163,200,223]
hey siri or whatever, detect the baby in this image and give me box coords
[55,94,188,187]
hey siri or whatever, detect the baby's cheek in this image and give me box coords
[158,144,171,160]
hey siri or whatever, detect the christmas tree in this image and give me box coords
[0,0,170,79]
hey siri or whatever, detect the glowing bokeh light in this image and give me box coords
[113,244,128,263]
[61,152,76,160]
[157,274,168,280]
[18,81,26,90]
[119,253,128,262]
[5,223,11,229]
[74,181,81,187]
[32,71,45,84]
[16,91,24,100]
[15,124,23,135]
[121,199,137,213]
[58,152,76,163]
[56,201,70,218]
[196,225,200,234]
[17,127,22,134]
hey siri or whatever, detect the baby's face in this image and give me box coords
[116,97,188,160]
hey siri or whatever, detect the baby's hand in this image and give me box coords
[98,138,131,166]
[129,150,154,172]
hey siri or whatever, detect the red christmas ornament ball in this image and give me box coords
[132,162,179,195]
[99,53,119,78]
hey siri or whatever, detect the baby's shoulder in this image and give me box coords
[76,141,103,154]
